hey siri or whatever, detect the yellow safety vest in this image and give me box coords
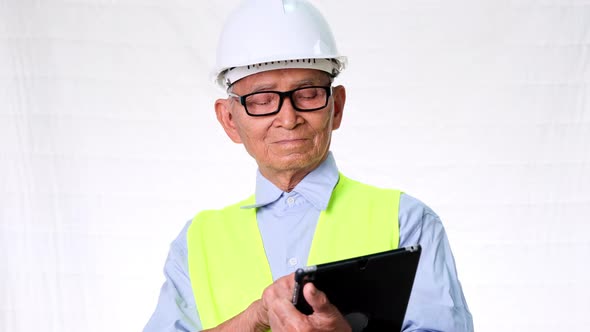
[187,174,401,329]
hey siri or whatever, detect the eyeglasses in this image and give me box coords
[228,86,332,117]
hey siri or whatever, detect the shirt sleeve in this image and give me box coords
[143,220,203,332]
[398,193,474,332]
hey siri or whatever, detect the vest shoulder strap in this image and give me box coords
[308,174,401,264]
[187,195,273,329]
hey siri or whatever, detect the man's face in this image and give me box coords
[215,68,346,180]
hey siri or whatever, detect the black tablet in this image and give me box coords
[292,245,421,332]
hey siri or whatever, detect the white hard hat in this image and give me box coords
[213,0,347,89]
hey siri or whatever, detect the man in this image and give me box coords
[145,0,473,331]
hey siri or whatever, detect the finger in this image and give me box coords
[261,272,297,316]
[252,299,269,328]
[303,282,332,313]
[264,273,296,298]
[277,272,295,291]
[268,298,306,331]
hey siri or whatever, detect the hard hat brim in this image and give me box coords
[214,56,347,89]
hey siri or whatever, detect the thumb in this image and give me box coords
[303,282,333,313]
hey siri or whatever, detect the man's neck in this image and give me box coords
[257,153,332,192]
[259,167,312,192]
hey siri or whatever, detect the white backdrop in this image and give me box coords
[1,0,589,331]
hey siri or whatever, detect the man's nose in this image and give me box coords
[274,97,300,128]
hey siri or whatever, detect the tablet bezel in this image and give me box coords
[292,245,422,331]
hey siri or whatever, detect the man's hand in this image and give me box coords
[262,275,351,332]
[206,273,351,332]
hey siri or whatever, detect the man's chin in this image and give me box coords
[267,153,323,172]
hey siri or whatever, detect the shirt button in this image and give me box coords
[288,257,298,266]
[287,196,295,205]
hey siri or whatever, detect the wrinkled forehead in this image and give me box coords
[230,68,333,92]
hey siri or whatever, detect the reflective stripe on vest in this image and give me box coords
[187,174,401,329]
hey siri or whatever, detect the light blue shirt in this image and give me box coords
[144,153,473,331]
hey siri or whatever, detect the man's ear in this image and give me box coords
[331,85,346,130]
[215,98,243,144]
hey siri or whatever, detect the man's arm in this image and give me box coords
[143,221,202,332]
[399,194,474,332]
[144,222,350,332]
[143,221,264,332]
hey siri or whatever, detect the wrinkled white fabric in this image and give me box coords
[1,1,589,331]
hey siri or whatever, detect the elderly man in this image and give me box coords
[145,0,473,331]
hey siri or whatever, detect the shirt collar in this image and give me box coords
[241,152,339,210]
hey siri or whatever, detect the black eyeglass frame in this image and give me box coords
[228,86,333,117]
